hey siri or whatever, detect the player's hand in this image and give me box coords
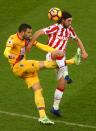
[33,41,37,45]
[82,50,88,60]
[8,54,16,59]
[26,44,32,52]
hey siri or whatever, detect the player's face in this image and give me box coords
[23,28,32,39]
[63,18,72,28]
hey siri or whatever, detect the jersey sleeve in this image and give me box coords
[69,27,77,39]
[43,24,58,35]
[6,35,14,48]
[35,41,56,52]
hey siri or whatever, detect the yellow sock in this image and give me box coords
[66,58,75,65]
[34,89,46,118]
[44,60,57,68]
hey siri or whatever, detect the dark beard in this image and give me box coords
[23,35,30,40]
[22,35,25,40]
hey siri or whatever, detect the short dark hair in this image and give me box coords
[18,24,32,33]
[58,11,72,23]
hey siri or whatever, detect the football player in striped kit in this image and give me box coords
[28,11,88,116]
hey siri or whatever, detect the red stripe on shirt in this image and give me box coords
[48,32,57,46]
[53,39,61,48]
[46,26,58,34]
[60,28,64,36]
[59,40,66,50]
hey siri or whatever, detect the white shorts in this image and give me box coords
[46,52,69,80]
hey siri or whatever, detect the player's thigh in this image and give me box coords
[56,66,68,80]
[13,60,40,76]
[13,62,24,77]
[23,72,40,88]
[21,60,40,72]
[56,67,68,88]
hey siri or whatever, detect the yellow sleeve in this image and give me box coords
[35,41,56,53]
[6,35,14,47]
[4,46,11,58]
[4,35,15,58]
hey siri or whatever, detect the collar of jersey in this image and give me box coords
[16,33,24,41]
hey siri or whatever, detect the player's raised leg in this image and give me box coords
[34,41,81,66]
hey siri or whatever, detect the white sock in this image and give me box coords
[53,89,64,110]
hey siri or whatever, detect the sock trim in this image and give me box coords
[38,107,45,110]
[57,87,64,92]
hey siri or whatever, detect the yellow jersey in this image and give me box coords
[6,33,27,67]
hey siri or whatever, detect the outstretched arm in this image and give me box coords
[26,29,45,52]
[35,41,56,52]
[75,36,88,60]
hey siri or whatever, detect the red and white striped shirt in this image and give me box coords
[43,23,76,51]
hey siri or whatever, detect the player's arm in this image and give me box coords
[4,46,16,59]
[4,37,16,59]
[75,36,88,60]
[30,25,58,46]
[26,25,58,52]
[70,27,88,60]
[31,29,45,45]
[35,41,64,59]
[35,41,56,53]
[4,46,11,58]
[26,29,45,52]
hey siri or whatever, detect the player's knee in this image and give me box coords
[51,50,64,60]
[32,82,41,91]
[39,61,44,69]
[57,50,64,57]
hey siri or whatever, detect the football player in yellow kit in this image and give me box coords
[4,24,81,125]
[4,24,56,124]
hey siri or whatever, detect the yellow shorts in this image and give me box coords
[13,59,40,88]
[23,72,40,88]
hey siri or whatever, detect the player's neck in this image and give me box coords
[17,32,24,40]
